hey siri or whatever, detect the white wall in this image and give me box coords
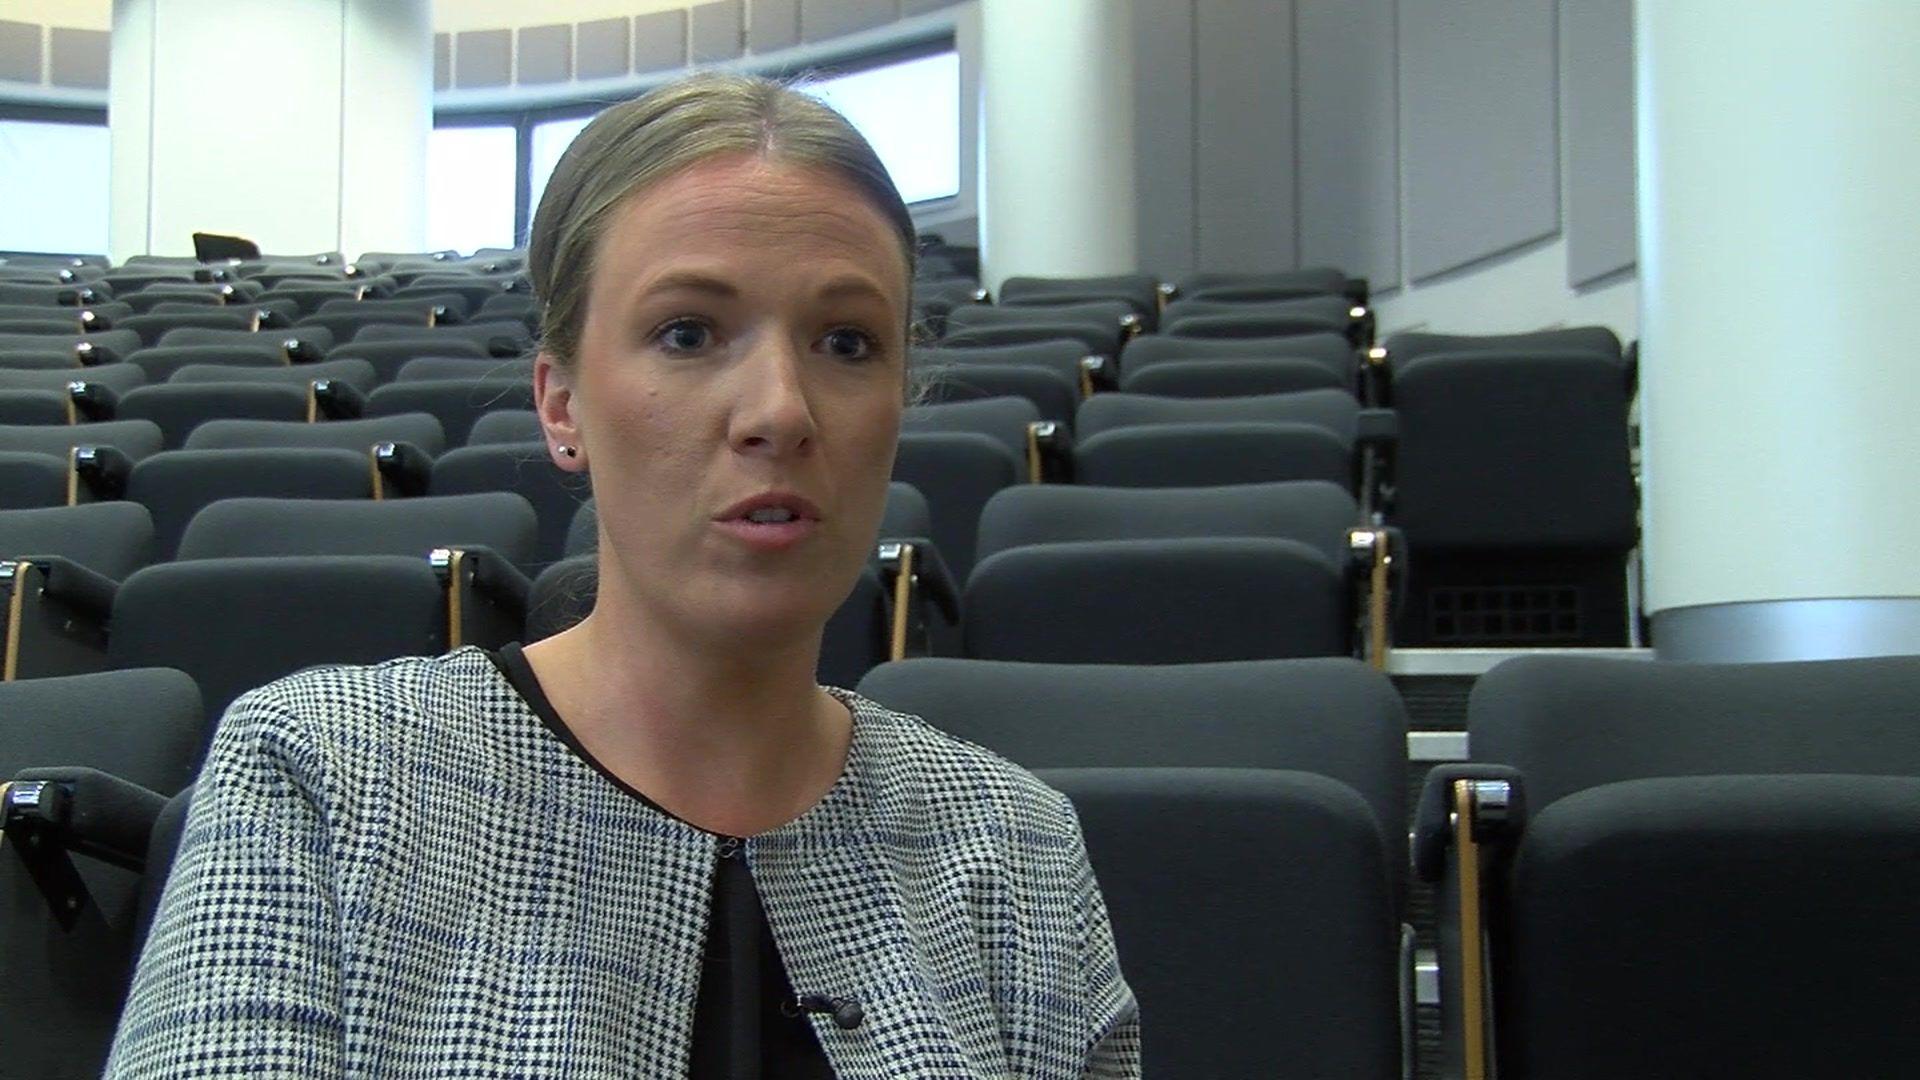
[1372,238,1639,337]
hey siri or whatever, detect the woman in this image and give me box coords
[108,74,1140,1077]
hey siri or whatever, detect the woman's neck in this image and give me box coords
[520,589,852,837]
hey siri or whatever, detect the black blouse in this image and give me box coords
[490,644,835,1079]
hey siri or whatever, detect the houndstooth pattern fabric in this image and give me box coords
[105,648,1141,1078]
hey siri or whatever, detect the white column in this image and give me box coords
[109,0,431,262]
[978,0,1137,293]
[1636,1,1920,661]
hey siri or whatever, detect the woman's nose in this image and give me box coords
[730,336,818,457]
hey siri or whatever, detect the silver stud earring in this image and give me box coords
[559,445,577,458]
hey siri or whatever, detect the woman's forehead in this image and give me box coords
[597,154,909,287]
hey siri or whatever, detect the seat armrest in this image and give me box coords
[4,767,168,931]
[6,767,166,873]
[68,381,118,422]
[1077,354,1117,397]
[876,537,959,626]
[15,555,120,620]
[70,444,132,501]
[282,336,324,364]
[1411,764,1527,883]
[1363,345,1391,406]
[1355,407,1398,449]
[444,545,532,618]
[371,441,432,498]
[1346,526,1407,669]
[311,379,365,420]
[74,340,119,366]
[1026,421,1074,484]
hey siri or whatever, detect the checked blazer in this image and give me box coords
[105,647,1141,1077]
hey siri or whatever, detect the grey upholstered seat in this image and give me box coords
[125,447,376,560]
[996,274,1160,320]
[891,431,1021,580]
[365,378,536,445]
[169,357,378,394]
[0,669,207,1079]
[0,502,155,581]
[1042,768,1400,1079]
[117,383,316,449]
[1120,330,1356,382]
[429,444,591,570]
[176,492,537,566]
[1169,267,1350,302]
[185,412,446,456]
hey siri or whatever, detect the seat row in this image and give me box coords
[9,650,1918,1078]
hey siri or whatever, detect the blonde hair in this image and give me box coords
[527,72,919,373]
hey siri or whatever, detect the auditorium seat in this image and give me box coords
[939,321,1124,359]
[0,362,146,397]
[156,325,332,363]
[365,378,537,446]
[395,355,535,383]
[1044,768,1400,1079]
[0,329,142,366]
[0,389,75,424]
[185,412,446,459]
[996,273,1160,321]
[116,382,362,449]
[170,356,379,394]
[1417,653,1920,1080]
[964,481,1398,665]
[429,444,591,571]
[0,451,72,507]
[902,396,1061,483]
[316,294,470,324]
[1161,295,1361,344]
[464,409,542,445]
[328,336,492,383]
[354,319,533,358]
[891,431,1021,582]
[917,334,1098,394]
[119,308,288,347]
[125,447,379,560]
[1,669,207,1078]
[1168,267,1353,304]
[0,503,155,679]
[910,277,987,335]
[945,299,1141,355]
[259,284,362,317]
[1120,330,1357,388]
[1119,356,1348,398]
[1389,349,1637,646]
[125,343,289,382]
[176,492,536,566]
[0,418,165,463]
[108,551,524,725]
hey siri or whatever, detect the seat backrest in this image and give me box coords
[0,362,147,395]
[1075,388,1359,441]
[1120,330,1354,378]
[880,480,931,539]
[429,444,590,568]
[1160,311,1346,340]
[0,388,68,424]
[365,378,536,446]
[0,418,165,460]
[1073,422,1354,490]
[1392,351,1635,550]
[997,274,1159,317]
[919,363,1079,426]
[964,537,1348,662]
[184,412,446,455]
[1041,767,1400,1079]
[0,668,206,1078]
[126,343,287,381]
[169,357,378,393]
[1173,267,1349,301]
[859,657,1408,875]
[902,396,1041,462]
[177,492,537,564]
[396,355,535,383]
[328,338,491,382]
[914,338,1090,384]
[0,328,142,362]
[975,480,1355,566]
[1120,356,1349,398]
[0,502,154,580]
[126,447,374,560]
[158,325,334,355]
[940,322,1118,357]
[1162,293,1353,327]
[0,450,68,507]
[1470,653,1920,811]
[891,431,1021,579]
[117,382,312,449]
[1386,325,1622,368]
[107,555,448,723]
[946,298,1136,335]
[1498,773,1920,1080]
[465,409,543,445]
[354,320,533,357]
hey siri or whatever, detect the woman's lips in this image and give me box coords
[713,516,819,551]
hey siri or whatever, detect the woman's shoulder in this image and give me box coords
[217,647,507,755]
[831,687,1079,841]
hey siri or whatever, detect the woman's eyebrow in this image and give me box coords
[633,270,740,300]
[816,276,894,306]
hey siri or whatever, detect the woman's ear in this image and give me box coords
[533,351,587,471]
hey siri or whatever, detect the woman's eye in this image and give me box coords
[654,319,712,353]
[821,327,876,361]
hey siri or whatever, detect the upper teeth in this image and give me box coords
[747,507,795,523]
